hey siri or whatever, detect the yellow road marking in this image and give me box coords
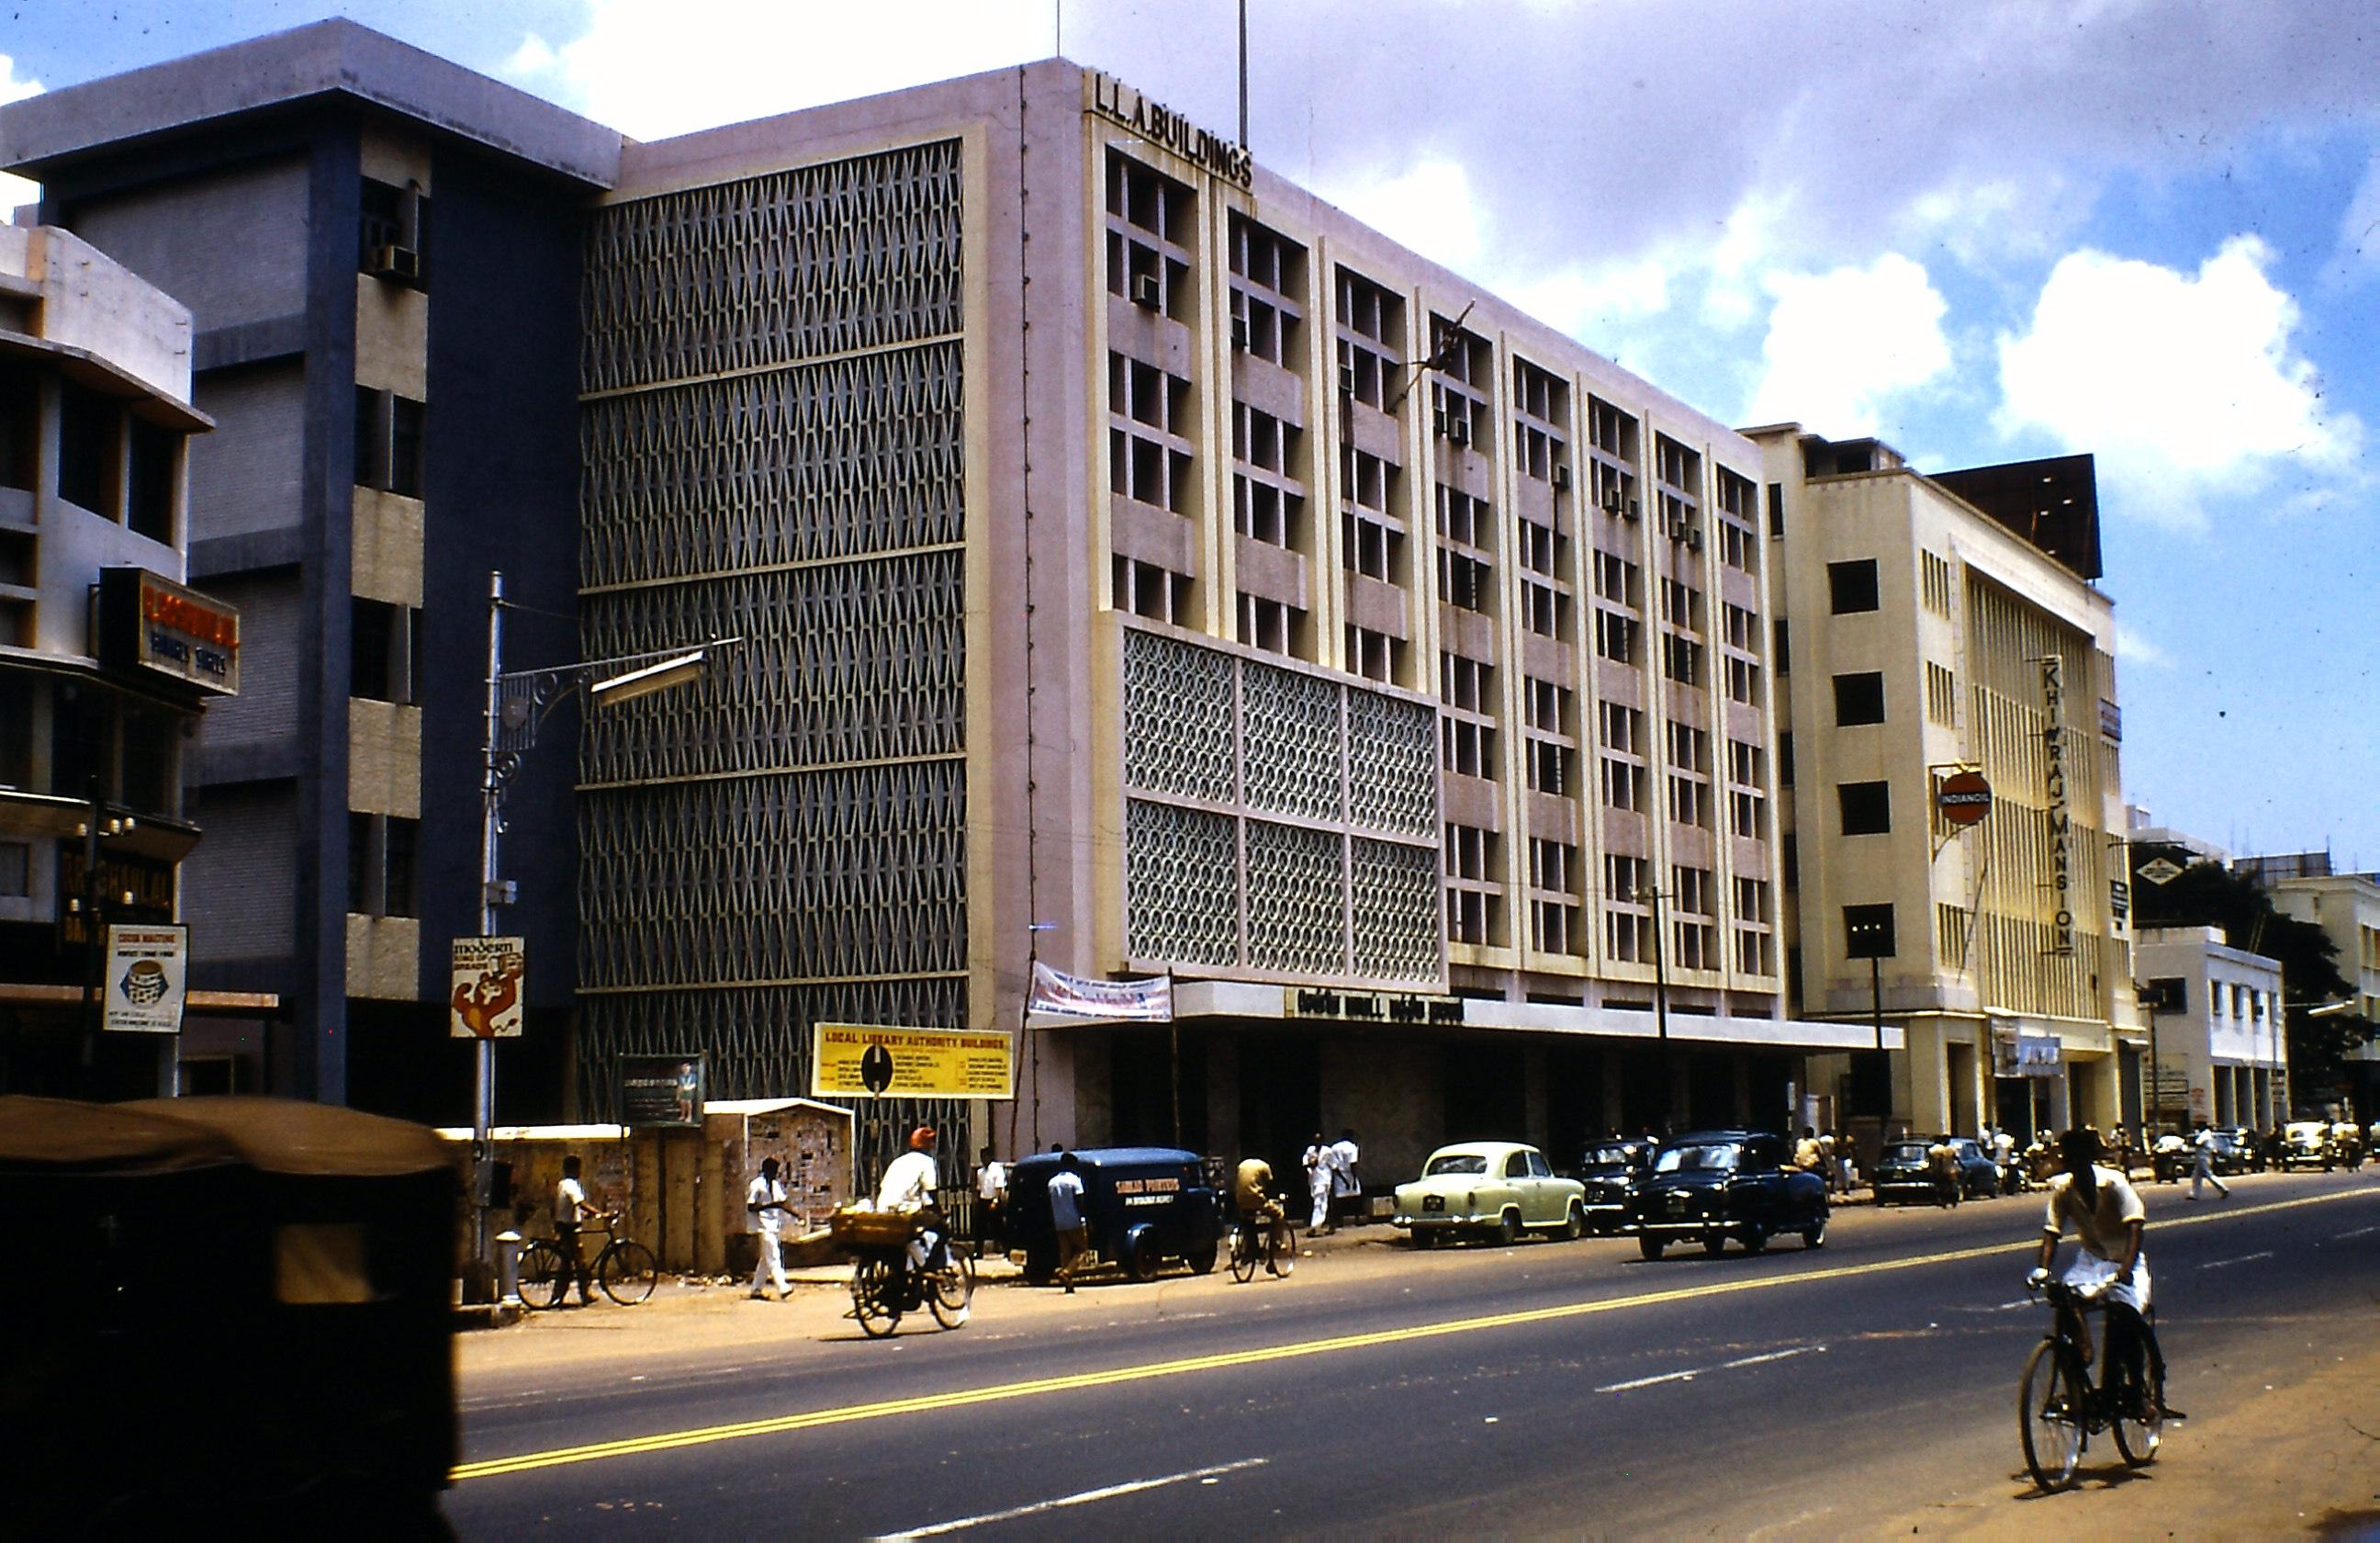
[455,1185,2374,1481]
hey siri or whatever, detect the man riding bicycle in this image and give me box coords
[877,1125,950,1295]
[1233,1154,1290,1276]
[2027,1126,2183,1421]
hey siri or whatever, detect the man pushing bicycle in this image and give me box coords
[2027,1126,2182,1422]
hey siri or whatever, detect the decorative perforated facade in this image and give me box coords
[576,141,972,1170]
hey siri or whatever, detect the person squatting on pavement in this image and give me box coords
[2188,1122,2231,1201]
[1047,1153,1089,1293]
[554,1154,595,1307]
[1303,1132,1335,1236]
[747,1155,791,1301]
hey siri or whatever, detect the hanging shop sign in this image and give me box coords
[1027,962,1174,1021]
[620,1053,706,1129]
[1086,71,1252,187]
[2137,857,2184,886]
[812,1023,1015,1100]
[1286,988,1465,1027]
[2038,657,2074,955]
[1995,1031,2063,1079]
[95,567,241,695]
[448,936,525,1039]
[103,923,188,1033]
[1936,769,1993,828]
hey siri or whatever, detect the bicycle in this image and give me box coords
[2018,1277,2165,1491]
[1226,1203,1296,1283]
[831,1206,974,1338]
[519,1212,657,1309]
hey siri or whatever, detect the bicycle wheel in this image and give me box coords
[1265,1222,1297,1278]
[2018,1339,2085,1492]
[599,1240,657,1306]
[1229,1225,1257,1284]
[852,1257,901,1338]
[928,1254,975,1330]
[2111,1360,2163,1466]
[517,1241,565,1311]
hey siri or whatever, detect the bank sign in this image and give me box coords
[96,567,240,695]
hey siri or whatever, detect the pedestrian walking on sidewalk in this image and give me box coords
[747,1156,791,1300]
[1330,1129,1361,1226]
[1303,1133,1334,1235]
[1047,1154,1089,1293]
[2189,1122,2231,1200]
[975,1144,1009,1256]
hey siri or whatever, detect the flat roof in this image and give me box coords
[0,18,620,188]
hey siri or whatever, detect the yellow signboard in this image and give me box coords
[812,1023,1015,1100]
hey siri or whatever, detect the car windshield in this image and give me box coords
[1884,1143,1928,1162]
[1583,1145,1635,1167]
[1655,1143,1739,1174]
[1425,1153,1489,1177]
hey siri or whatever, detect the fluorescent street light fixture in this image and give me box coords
[2306,1000,2355,1018]
[589,648,706,707]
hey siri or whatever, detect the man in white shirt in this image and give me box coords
[1303,1134,1334,1236]
[1330,1130,1361,1226]
[1047,1154,1089,1293]
[554,1154,595,1307]
[975,1145,1009,1256]
[878,1125,948,1276]
[747,1155,791,1301]
[2188,1122,2231,1200]
[2028,1127,2180,1420]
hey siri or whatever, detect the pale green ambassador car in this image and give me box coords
[1393,1141,1588,1247]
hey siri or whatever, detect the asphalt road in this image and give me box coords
[446,1171,2380,1537]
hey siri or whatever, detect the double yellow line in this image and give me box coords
[455,1185,2373,1481]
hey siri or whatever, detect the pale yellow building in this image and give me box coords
[1749,429,2139,1141]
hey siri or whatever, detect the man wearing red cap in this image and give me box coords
[877,1125,949,1283]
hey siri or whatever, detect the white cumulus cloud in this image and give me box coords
[1740,253,1952,436]
[0,54,42,220]
[2116,623,2172,670]
[1333,155,1486,278]
[1995,237,2362,526]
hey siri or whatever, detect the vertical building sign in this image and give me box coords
[2038,656,2073,955]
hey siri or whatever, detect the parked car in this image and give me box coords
[1393,1141,1587,1247]
[2281,1121,2334,1171]
[1625,1131,1827,1258]
[1573,1139,1653,1233]
[2202,1129,2254,1175]
[2217,1126,2263,1172]
[1007,1147,1221,1284]
[1872,1136,2000,1203]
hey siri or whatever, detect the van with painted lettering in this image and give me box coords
[1007,1146,1221,1284]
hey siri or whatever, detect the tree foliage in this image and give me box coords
[2132,861,2373,1101]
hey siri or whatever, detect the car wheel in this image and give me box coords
[1497,1211,1521,1246]
[1120,1223,1159,1283]
[1802,1218,1826,1249]
[1740,1226,1768,1256]
[1409,1227,1435,1250]
[1638,1234,1666,1261]
[1701,1233,1727,1257]
[1184,1240,1218,1276]
[1560,1201,1585,1242]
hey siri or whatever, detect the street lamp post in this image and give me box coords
[463,569,735,1300]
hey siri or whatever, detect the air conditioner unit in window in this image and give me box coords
[1447,418,1470,447]
[1553,464,1572,491]
[1230,316,1249,350]
[1684,525,1704,551]
[368,244,421,283]
[1601,485,1624,514]
[1131,273,1162,310]
[1622,498,1642,521]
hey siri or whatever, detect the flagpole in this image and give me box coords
[1168,966,1182,1148]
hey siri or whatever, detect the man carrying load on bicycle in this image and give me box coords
[2027,1126,2182,1421]
[1233,1155,1289,1276]
[877,1125,949,1294]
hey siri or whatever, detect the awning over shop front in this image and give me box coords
[1032,977,1902,1053]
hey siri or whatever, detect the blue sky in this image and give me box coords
[6,1,2374,867]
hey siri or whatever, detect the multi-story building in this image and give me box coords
[1752,428,2139,1141]
[2133,926,2288,1131]
[6,25,1888,1182]
[0,26,613,1114]
[0,221,241,1097]
[2240,851,2380,1119]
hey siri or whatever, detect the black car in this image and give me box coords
[1872,1136,2000,1204]
[1573,1139,1653,1234]
[1624,1131,1828,1258]
[1007,1146,1222,1284]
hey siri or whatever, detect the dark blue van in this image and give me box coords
[1007,1146,1222,1284]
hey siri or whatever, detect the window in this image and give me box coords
[1601,756,1647,812]
[359,176,429,286]
[1106,151,1195,315]
[1660,633,1705,687]
[1774,618,1791,674]
[1834,672,1885,726]
[1527,738,1573,795]
[348,813,421,918]
[1921,550,1954,616]
[58,384,118,516]
[1778,731,1794,788]
[1595,608,1641,665]
[1598,703,1645,755]
[1925,661,1959,726]
[1724,654,1762,705]
[1441,714,1496,777]
[354,388,427,499]
[1767,481,1785,538]
[1236,593,1302,656]
[1112,556,1193,625]
[1937,903,1970,971]
[1670,864,1716,971]
[350,598,423,704]
[1227,214,1305,366]
[1844,903,1897,959]
[126,419,177,544]
[1837,780,1891,835]
[1334,265,1405,411]
[1781,831,1798,890]
[1347,624,1403,685]
[1828,558,1880,614]
[1440,653,1493,711]
[0,839,27,897]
